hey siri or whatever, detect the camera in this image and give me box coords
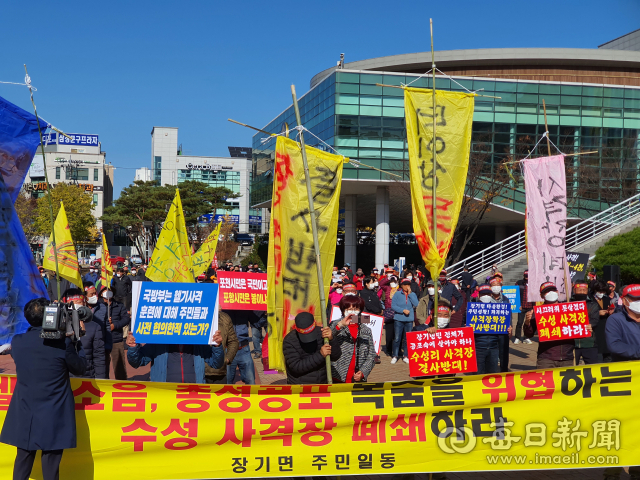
[41,302,89,341]
[356,313,371,325]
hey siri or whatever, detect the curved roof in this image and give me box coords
[311,48,640,88]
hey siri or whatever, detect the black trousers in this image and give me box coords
[497,334,510,372]
[14,448,63,480]
[575,347,599,365]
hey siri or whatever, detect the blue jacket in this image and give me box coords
[127,343,224,383]
[605,308,640,362]
[0,327,86,450]
[225,310,259,344]
[91,301,112,352]
[392,290,419,322]
[83,272,99,285]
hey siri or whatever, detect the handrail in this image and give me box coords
[446,192,640,281]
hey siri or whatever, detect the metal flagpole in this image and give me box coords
[430,19,439,332]
[24,64,62,303]
[290,85,332,384]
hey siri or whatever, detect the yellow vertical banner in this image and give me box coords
[147,188,194,283]
[99,233,113,290]
[404,87,475,280]
[43,201,83,290]
[192,222,222,278]
[267,136,343,372]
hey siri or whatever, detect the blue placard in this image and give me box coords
[249,215,262,226]
[501,286,521,313]
[465,302,511,334]
[131,282,219,344]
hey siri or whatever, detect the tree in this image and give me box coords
[215,217,239,264]
[592,227,640,285]
[15,192,39,244]
[34,183,96,241]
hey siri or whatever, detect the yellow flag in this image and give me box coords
[43,201,83,291]
[267,136,343,372]
[99,233,113,290]
[192,222,222,278]
[404,87,475,280]
[147,188,193,282]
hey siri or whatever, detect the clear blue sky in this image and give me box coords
[1,0,638,197]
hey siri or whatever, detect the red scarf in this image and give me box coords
[345,324,359,383]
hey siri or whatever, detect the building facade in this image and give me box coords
[150,127,264,233]
[251,43,640,271]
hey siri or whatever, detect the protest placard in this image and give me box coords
[566,251,590,282]
[534,301,590,342]
[331,306,384,354]
[217,271,267,310]
[406,327,477,377]
[131,281,219,344]
[466,302,511,334]
[501,286,521,313]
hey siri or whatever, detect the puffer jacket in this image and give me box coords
[75,319,105,379]
[359,288,383,314]
[282,328,340,384]
[105,300,130,344]
[329,319,376,382]
[205,312,239,378]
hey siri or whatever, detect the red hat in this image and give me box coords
[607,281,616,287]
[540,282,557,295]
[622,285,640,299]
[400,279,411,286]
[437,304,451,314]
[440,269,447,275]
[573,282,589,290]
[489,276,501,286]
[478,284,492,296]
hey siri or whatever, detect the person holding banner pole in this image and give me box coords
[525,282,592,369]
[489,276,513,372]
[572,281,605,365]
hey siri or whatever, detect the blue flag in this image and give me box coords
[0,94,49,347]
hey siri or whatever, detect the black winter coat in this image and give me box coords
[359,288,383,314]
[111,275,132,300]
[77,319,106,379]
[0,327,86,450]
[105,300,130,344]
[283,328,340,384]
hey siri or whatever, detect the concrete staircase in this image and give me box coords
[448,193,640,285]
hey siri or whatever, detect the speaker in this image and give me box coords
[603,265,621,289]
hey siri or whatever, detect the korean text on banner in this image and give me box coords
[147,188,193,283]
[131,282,219,345]
[218,271,267,311]
[466,303,511,334]
[192,222,222,279]
[0,361,637,478]
[406,327,477,377]
[501,286,522,314]
[267,136,343,372]
[567,251,590,282]
[43,201,83,290]
[534,301,590,342]
[404,88,474,280]
[523,155,571,302]
[99,233,113,291]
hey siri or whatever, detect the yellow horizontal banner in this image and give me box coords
[0,361,636,478]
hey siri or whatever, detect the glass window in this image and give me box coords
[539,84,561,95]
[67,167,88,181]
[55,167,60,179]
[517,83,538,93]
[336,72,360,84]
[624,89,640,99]
[360,84,382,95]
[360,73,383,85]
[93,194,98,204]
[93,168,98,181]
[494,82,517,93]
[561,85,582,96]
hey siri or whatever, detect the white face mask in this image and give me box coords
[545,291,559,303]
[595,292,605,299]
[428,287,435,295]
[480,295,492,303]
[373,281,378,287]
[390,282,398,288]
[438,289,442,294]
[491,286,502,295]
[116,273,122,278]
[345,310,360,317]
[102,290,114,299]
[406,276,413,281]
[437,316,450,328]
[628,301,640,315]
[367,283,375,290]
[335,288,343,294]
[87,296,98,305]
[131,271,137,275]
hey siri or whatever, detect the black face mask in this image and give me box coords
[573,293,588,301]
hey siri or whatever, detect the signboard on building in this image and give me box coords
[23,182,103,194]
[249,215,262,226]
[30,155,45,177]
[43,132,99,146]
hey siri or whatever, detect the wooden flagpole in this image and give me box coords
[290,85,332,384]
[430,19,439,334]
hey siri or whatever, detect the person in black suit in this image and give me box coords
[0,297,86,480]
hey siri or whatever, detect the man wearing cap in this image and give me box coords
[607,281,620,306]
[572,281,607,365]
[469,284,502,374]
[437,270,463,313]
[416,280,440,327]
[525,282,592,369]
[390,279,419,364]
[488,276,512,372]
[83,267,99,285]
[460,266,475,301]
[514,270,534,345]
[282,312,340,384]
[38,266,49,290]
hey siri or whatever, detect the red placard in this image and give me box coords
[406,327,477,377]
[534,301,590,342]
[217,272,267,311]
